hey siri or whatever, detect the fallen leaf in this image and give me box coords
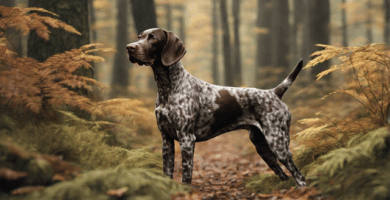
[105,187,128,197]
[0,168,28,180]
[11,186,44,195]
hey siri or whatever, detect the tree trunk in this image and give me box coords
[165,4,172,31]
[271,0,289,83]
[292,0,304,62]
[28,0,92,118]
[300,0,309,68]
[232,0,242,86]
[255,0,272,88]
[90,0,98,43]
[110,0,130,98]
[28,0,90,62]
[2,0,24,57]
[27,0,91,80]
[220,0,233,86]
[366,0,373,44]
[307,0,330,81]
[130,0,158,34]
[385,0,390,44]
[130,0,158,92]
[212,0,220,85]
[341,0,348,47]
[174,4,186,46]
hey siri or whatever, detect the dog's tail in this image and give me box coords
[273,59,303,99]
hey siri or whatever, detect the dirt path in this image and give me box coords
[172,130,268,199]
[170,130,329,200]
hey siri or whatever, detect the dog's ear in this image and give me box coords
[161,30,186,67]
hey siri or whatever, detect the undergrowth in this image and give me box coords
[0,112,190,199]
[295,44,390,165]
[247,44,390,197]
[0,5,113,117]
[307,127,390,200]
[0,112,160,171]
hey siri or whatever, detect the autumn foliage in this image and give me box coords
[293,43,390,168]
[0,5,80,40]
[0,6,113,116]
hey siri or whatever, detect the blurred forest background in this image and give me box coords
[1,0,390,199]
[2,0,390,97]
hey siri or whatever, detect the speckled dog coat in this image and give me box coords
[126,28,306,187]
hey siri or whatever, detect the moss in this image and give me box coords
[246,127,390,199]
[0,112,190,199]
[245,174,296,194]
[5,166,190,200]
[308,127,390,200]
[0,111,163,171]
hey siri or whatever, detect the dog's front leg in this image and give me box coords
[162,133,175,178]
[179,135,196,184]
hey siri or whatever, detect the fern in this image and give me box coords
[96,98,159,136]
[294,44,389,161]
[305,43,390,125]
[0,5,114,116]
[0,6,80,40]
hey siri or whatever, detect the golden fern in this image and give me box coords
[0,43,113,114]
[304,43,390,125]
[95,99,159,136]
[0,5,114,115]
[0,6,80,40]
[295,43,389,160]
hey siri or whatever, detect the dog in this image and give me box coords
[126,28,306,187]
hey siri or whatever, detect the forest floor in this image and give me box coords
[169,130,331,200]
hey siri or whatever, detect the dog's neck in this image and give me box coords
[152,61,187,105]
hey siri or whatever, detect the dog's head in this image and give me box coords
[126,28,186,67]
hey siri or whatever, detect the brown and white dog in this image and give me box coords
[126,28,306,187]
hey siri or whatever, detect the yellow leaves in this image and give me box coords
[307,43,390,125]
[294,44,390,163]
[316,65,341,81]
[295,124,329,142]
[0,43,112,115]
[0,5,81,41]
[298,118,322,126]
[304,44,350,69]
[97,99,154,121]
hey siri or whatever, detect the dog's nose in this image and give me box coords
[126,44,136,52]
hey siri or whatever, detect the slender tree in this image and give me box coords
[130,0,158,34]
[212,0,220,85]
[220,0,233,86]
[300,0,310,68]
[366,0,373,43]
[1,0,24,57]
[130,0,158,91]
[177,5,186,44]
[255,0,272,88]
[341,0,348,47]
[232,0,242,86]
[307,0,330,81]
[292,0,304,62]
[385,0,390,44]
[165,3,172,31]
[271,0,290,82]
[111,0,130,98]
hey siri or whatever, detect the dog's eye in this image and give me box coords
[149,34,157,40]
[137,35,142,40]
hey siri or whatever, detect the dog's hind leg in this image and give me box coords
[249,127,289,181]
